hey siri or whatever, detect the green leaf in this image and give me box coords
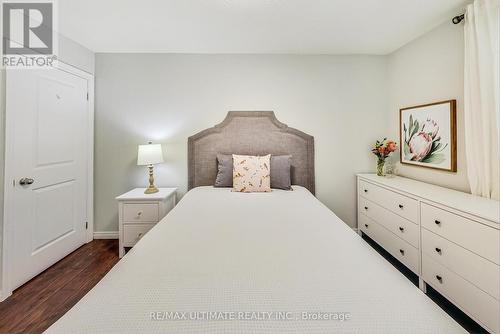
[408,114,414,135]
[403,141,410,156]
[422,153,446,164]
[414,120,420,135]
[422,142,442,162]
[433,142,448,153]
[432,142,442,152]
[408,120,419,141]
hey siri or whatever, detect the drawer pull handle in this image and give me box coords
[364,224,369,228]
[364,189,368,193]
[398,204,404,209]
[137,232,143,239]
[398,226,404,232]
[399,249,405,255]
[434,220,441,225]
[364,206,368,210]
[137,211,143,216]
[436,275,443,283]
[435,247,442,254]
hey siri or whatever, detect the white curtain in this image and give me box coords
[464,0,500,200]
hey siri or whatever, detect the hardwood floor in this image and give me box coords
[0,239,119,334]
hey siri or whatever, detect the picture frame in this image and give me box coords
[399,100,457,172]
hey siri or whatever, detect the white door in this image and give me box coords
[6,67,89,290]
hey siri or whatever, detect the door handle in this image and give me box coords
[19,178,35,185]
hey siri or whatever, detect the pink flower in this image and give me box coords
[422,118,439,139]
[386,141,397,152]
[408,132,432,161]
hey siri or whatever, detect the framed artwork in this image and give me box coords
[400,100,457,172]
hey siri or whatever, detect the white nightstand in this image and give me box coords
[116,188,177,257]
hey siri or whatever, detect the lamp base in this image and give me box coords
[144,164,159,194]
[144,186,159,194]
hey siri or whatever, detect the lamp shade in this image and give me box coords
[137,143,164,165]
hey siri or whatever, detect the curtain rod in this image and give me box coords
[452,13,465,24]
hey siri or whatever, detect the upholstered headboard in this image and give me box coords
[188,111,315,194]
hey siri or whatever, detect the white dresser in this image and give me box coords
[116,188,177,258]
[357,174,500,334]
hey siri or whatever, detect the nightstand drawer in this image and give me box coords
[117,187,177,258]
[123,203,159,222]
[123,223,155,247]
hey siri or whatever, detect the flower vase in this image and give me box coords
[377,158,385,176]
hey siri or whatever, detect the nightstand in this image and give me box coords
[116,188,177,257]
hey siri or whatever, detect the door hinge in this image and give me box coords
[85,221,88,229]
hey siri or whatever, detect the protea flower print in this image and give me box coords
[408,132,433,161]
[403,115,447,163]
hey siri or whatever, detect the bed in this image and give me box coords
[46,112,465,333]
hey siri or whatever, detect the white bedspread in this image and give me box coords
[46,186,465,333]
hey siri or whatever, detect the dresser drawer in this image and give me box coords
[123,223,155,247]
[359,197,419,248]
[422,255,500,333]
[422,228,499,300]
[421,203,500,265]
[359,179,418,223]
[123,203,159,222]
[359,214,419,274]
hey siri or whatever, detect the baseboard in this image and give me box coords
[0,290,12,302]
[93,231,119,239]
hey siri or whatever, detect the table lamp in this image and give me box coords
[137,142,164,194]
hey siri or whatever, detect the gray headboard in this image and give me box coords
[188,111,315,194]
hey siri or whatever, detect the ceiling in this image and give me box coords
[58,0,468,55]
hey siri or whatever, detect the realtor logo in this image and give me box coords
[2,0,57,68]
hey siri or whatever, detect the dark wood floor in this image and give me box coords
[0,239,119,334]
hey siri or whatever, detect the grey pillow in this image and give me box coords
[214,154,292,190]
[270,155,292,190]
[214,154,233,187]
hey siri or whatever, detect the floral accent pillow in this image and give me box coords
[232,154,271,192]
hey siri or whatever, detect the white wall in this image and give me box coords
[387,21,469,192]
[94,54,389,232]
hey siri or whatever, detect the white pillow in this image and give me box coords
[232,154,271,192]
